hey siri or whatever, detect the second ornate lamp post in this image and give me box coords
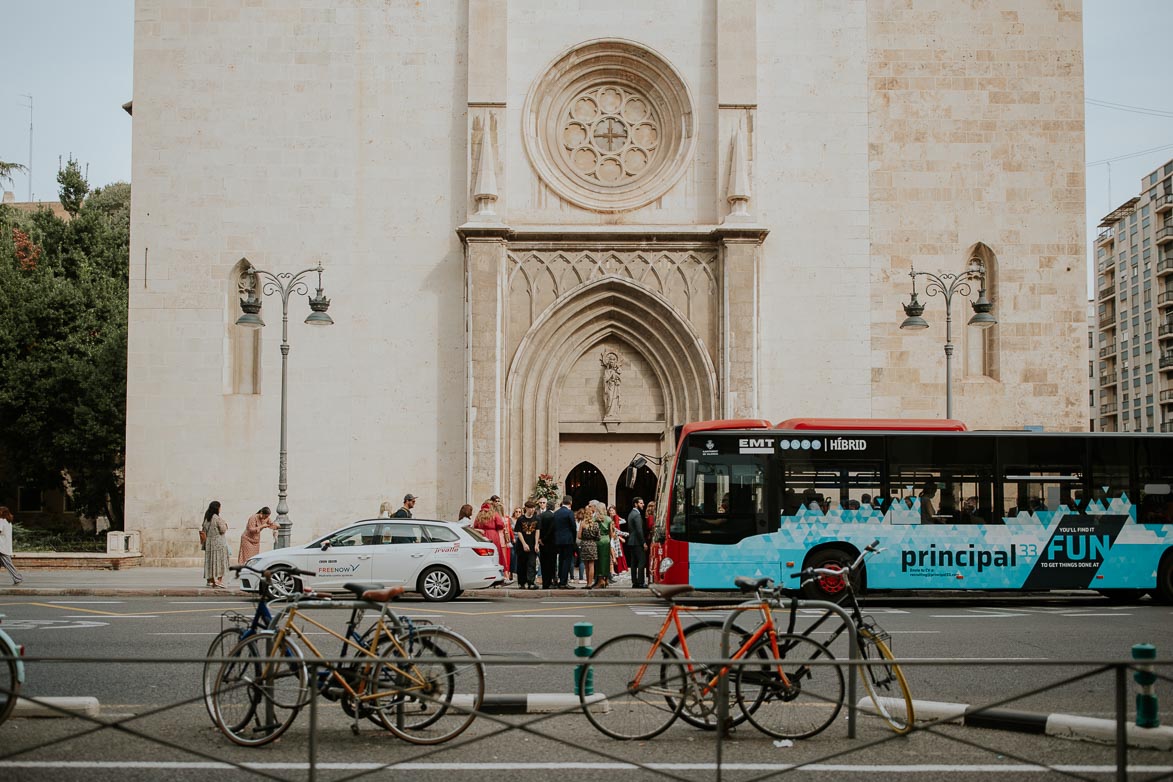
[899,258,996,419]
[236,259,334,549]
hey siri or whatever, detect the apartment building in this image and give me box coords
[1093,158,1173,431]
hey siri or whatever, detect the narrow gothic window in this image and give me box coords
[964,243,999,380]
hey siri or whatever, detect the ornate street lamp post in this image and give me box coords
[235,259,333,549]
[899,258,996,419]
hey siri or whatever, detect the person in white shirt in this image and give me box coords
[0,506,24,585]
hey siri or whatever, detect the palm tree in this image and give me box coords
[0,161,26,189]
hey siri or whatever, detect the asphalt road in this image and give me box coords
[1,594,1171,781]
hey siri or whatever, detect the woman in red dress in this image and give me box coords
[608,505,628,574]
[473,502,508,575]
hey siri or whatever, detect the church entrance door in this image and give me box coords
[615,464,658,519]
[559,434,660,509]
[565,461,606,510]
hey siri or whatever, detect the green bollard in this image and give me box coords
[574,622,594,696]
[1132,643,1160,728]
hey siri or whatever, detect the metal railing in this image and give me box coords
[1,643,1169,782]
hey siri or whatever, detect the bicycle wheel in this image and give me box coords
[202,627,246,724]
[211,633,307,747]
[581,633,687,741]
[734,632,844,739]
[858,626,914,734]
[0,654,17,726]
[669,621,754,730]
[367,627,485,744]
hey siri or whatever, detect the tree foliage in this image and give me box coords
[56,157,90,217]
[0,161,25,188]
[0,166,129,528]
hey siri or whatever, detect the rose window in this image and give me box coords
[523,39,696,212]
[560,86,660,186]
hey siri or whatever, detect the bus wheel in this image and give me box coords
[801,548,858,602]
[1156,553,1173,605]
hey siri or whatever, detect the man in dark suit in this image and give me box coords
[626,497,647,588]
[553,495,577,588]
[537,496,559,589]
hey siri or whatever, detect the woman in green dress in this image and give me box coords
[591,500,612,589]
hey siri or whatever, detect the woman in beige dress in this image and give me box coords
[238,506,278,565]
[202,500,230,589]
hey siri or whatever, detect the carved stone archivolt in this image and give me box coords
[505,247,719,370]
[523,39,696,212]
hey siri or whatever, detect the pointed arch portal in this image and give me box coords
[504,276,719,505]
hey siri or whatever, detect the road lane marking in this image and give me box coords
[930,613,1028,618]
[507,614,585,618]
[0,761,1170,773]
[62,614,158,619]
[47,601,125,604]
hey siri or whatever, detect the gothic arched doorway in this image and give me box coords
[565,461,607,510]
[615,464,658,519]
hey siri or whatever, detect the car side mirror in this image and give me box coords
[321,540,331,550]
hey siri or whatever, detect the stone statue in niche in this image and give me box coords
[600,350,622,419]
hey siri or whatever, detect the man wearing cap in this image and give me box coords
[393,494,417,518]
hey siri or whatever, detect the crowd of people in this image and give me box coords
[448,494,659,589]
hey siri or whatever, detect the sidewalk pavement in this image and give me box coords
[0,566,643,598]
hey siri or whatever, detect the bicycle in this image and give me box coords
[0,613,25,726]
[209,582,485,746]
[580,582,843,741]
[783,539,915,734]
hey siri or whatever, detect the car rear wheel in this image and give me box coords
[418,566,459,602]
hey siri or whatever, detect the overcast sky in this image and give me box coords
[1,1,1171,297]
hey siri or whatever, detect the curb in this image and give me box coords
[0,586,641,598]
[13,696,101,719]
[863,697,1173,750]
[452,693,605,714]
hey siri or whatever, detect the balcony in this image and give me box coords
[1100,402,1118,415]
[1161,389,1173,403]
[1160,354,1173,370]
[1098,284,1116,300]
[1159,291,1173,308]
[1156,191,1173,214]
[1160,323,1173,340]
[1158,256,1173,277]
[1099,373,1117,386]
[1162,422,1173,433]
[1098,258,1116,274]
[1099,344,1117,358]
[1158,225,1173,246]
[1096,227,1116,245]
[1098,311,1117,327]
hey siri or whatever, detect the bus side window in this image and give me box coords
[1137,439,1173,524]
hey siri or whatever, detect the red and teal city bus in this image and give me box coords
[652,418,1173,603]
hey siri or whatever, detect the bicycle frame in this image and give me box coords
[634,600,791,700]
[264,601,432,707]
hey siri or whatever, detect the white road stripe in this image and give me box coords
[1060,612,1130,617]
[47,601,125,604]
[507,614,585,618]
[60,615,158,619]
[929,613,1027,618]
[0,761,1169,773]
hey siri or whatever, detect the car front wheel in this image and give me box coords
[419,566,459,602]
[264,567,302,600]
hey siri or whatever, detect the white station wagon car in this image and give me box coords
[239,518,504,601]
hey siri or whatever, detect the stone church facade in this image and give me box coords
[126,0,1087,561]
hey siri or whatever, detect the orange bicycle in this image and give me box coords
[580,581,844,740]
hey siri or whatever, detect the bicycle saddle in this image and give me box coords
[733,576,773,593]
[360,586,406,602]
[342,582,386,598]
[649,583,694,602]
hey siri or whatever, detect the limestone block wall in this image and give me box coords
[754,0,873,421]
[558,341,666,424]
[866,0,1087,430]
[126,0,472,559]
